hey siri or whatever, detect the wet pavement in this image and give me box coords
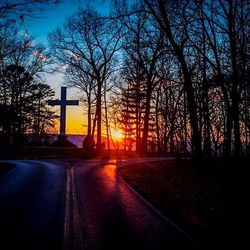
[0,160,65,250]
[0,159,198,250]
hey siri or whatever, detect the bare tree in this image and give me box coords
[0,26,55,149]
[49,8,122,151]
[189,0,250,157]
[65,65,96,138]
[0,0,60,21]
[121,10,166,153]
[143,0,203,157]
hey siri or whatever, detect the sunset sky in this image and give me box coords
[26,0,113,135]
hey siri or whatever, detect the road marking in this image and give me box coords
[63,165,83,250]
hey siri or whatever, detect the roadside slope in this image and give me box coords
[118,159,248,250]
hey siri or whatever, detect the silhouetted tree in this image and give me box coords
[49,8,122,152]
[120,10,166,153]
[143,0,203,158]
[0,27,56,149]
[0,0,60,21]
[30,83,57,144]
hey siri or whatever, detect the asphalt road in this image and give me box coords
[0,159,198,250]
[0,160,65,250]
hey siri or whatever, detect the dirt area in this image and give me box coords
[119,158,249,249]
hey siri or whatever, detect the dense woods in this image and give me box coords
[56,0,249,158]
[115,0,249,158]
[0,0,249,158]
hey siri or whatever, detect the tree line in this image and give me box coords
[0,0,249,158]
[49,0,250,158]
[0,1,58,150]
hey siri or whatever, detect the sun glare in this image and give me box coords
[113,130,123,140]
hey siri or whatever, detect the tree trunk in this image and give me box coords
[141,86,152,153]
[155,88,161,152]
[87,96,92,137]
[104,85,110,151]
[91,109,97,139]
[203,89,212,158]
[224,107,233,157]
[201,9,212,158]
[96,82,102,151]
[37,97,41,144]
[135,84,141,152]
[232,94,241,157]
[183,69,202,158]
[228,0,241,157]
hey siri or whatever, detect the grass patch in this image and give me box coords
[0,147,90,160]
[119,158,248,249]
[0,147,169,160]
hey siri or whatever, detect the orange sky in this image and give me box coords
[53,105,87,135]
[48,80,87,135]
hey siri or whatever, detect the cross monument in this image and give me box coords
[48,86,79,138]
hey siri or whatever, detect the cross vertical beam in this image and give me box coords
[60,86,66,136]
[48,86,79,138]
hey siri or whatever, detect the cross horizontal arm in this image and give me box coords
[48,100,61,106]
[66,100,79,106]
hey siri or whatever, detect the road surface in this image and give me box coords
[0,159,198,250]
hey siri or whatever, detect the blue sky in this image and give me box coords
[26,0,112,44]
[23,0,114,134]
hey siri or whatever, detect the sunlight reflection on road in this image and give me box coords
[73,159,197,249]
[99,159,119,196]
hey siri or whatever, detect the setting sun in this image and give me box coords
[112,130,123,141]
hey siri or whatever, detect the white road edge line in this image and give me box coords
[117,158,199,247]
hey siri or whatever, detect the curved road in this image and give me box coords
[0,159,198,250]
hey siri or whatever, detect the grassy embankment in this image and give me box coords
[119,158,248,249]
[0,147,157,160]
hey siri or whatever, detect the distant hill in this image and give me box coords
[67,134,85,148]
